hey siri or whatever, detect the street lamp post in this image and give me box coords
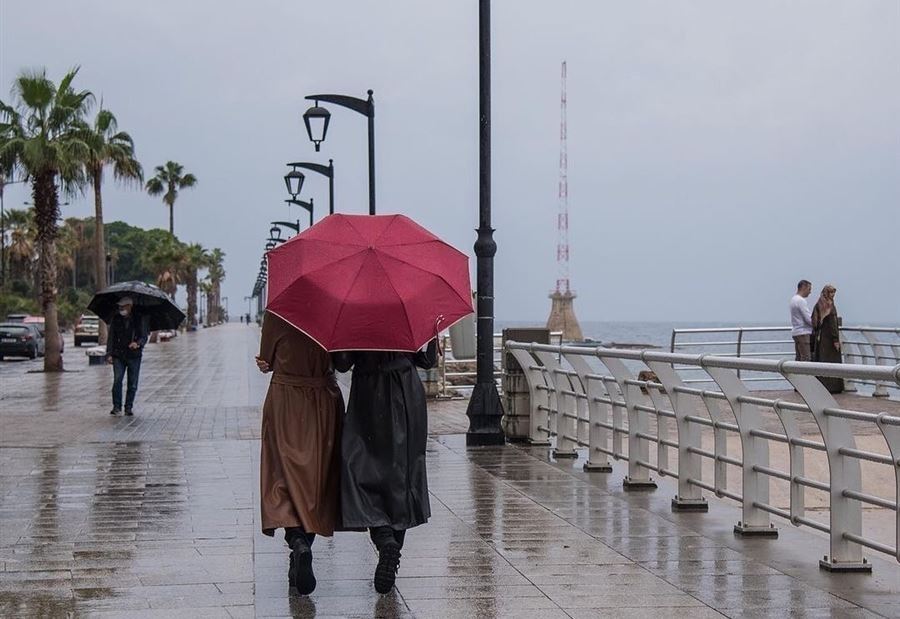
[465,0,505,446]
[285,160,334,215]
[271,221,301,236]
[286,197,314,228]
[303,91,375,215]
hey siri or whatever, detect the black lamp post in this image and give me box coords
[465,0,505,446]
[271,220,301,236]
[303,91,375,215]
[285,160,335,215]
[286,197,314,228]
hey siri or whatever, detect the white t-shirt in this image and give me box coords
[790,294,813,336]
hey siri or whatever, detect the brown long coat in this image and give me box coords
[259,312,344,536]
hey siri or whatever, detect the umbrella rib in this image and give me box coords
[375,249,473,310]
[372,251,414,347]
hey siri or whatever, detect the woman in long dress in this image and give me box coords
[256,312,344,594]
[332,339,438,594]
[811,284,844,394]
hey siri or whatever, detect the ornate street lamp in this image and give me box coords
[285,160,335,215]
[284,167,306,198]
[303,91,375,215]
[465,0,505,446]
[302,103,331,151]
[271,221,301,235]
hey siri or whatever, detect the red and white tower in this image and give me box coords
[546,61,584,341]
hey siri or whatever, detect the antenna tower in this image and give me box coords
[546,60,583,341]
[556,60,569,293]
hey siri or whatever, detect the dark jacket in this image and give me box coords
[332,339,438,530]
[106,311,149,360]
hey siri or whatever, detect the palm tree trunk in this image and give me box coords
[168,201,174,236]
[34,172,63,372]
[187,275,197,327]
[93,172,109,344]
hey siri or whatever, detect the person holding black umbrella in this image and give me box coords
[106,297,149,416]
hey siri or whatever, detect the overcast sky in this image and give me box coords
[2,1,898,324]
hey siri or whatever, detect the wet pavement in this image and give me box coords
[1,324,899,618]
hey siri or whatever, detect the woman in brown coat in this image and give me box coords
[811,284,844,394]
[256,311,344,594]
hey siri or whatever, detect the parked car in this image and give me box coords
[0,323,45,360]
[23,316,63,354]
[5,313,28,323]
[74,314,100,347]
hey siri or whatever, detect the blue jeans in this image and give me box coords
[112,356,142,410]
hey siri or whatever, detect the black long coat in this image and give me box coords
[812,308,844,394]
[332,340,438,530]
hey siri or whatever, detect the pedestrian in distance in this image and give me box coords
[332,338,439,595]
[255,311,345,595]
[790,279,814,361]
[811,284,844,393]
[106,297,148,416]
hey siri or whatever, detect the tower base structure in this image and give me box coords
[546,290,583,342]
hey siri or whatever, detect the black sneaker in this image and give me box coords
[288,538,316,595]
[124,408,133,416]
[110,408,121,415]
[373,541,401,594]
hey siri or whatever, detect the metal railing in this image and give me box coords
[438,331,562,397]
[671,326,900,396]
[506,340,900,572]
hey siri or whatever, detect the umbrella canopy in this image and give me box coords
[88,281,186,331]
[266,214,473,352]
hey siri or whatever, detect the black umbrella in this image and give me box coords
[88,281,186,331]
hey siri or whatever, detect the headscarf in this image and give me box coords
[812,284,837,328]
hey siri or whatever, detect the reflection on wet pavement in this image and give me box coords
[1,325,898,617]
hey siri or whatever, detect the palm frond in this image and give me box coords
[145,177,164,195]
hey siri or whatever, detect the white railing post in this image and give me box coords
[704,364,778,537]
[646,359,708,512]
[862,330,891,397]
[508,348,551,446]
[534,350,578,458]
[785,365,871,572]
[874,413,900,563]
[566,354,613,472]
[600,354,657,490]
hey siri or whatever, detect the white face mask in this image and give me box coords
[119,309,129,316]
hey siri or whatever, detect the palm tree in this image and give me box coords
[145,161,196,236]
[146,236,188,303]
[6,208,35,286]
[181,243,209,328]
[84,107,143,344]
[0,67,93,371]
[205,248,225,324]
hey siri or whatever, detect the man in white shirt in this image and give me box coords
[790,279,813,361]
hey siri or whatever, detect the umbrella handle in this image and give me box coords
[434,315,444,357]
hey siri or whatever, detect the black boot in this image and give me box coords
[286,528,316,595]
[371,526,402,594]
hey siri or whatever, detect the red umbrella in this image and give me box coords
[266,214,473,352]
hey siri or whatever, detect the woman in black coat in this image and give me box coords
[332,339,438,594]
[811,284,844,394]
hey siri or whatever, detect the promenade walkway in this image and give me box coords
[1,324,898,618]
